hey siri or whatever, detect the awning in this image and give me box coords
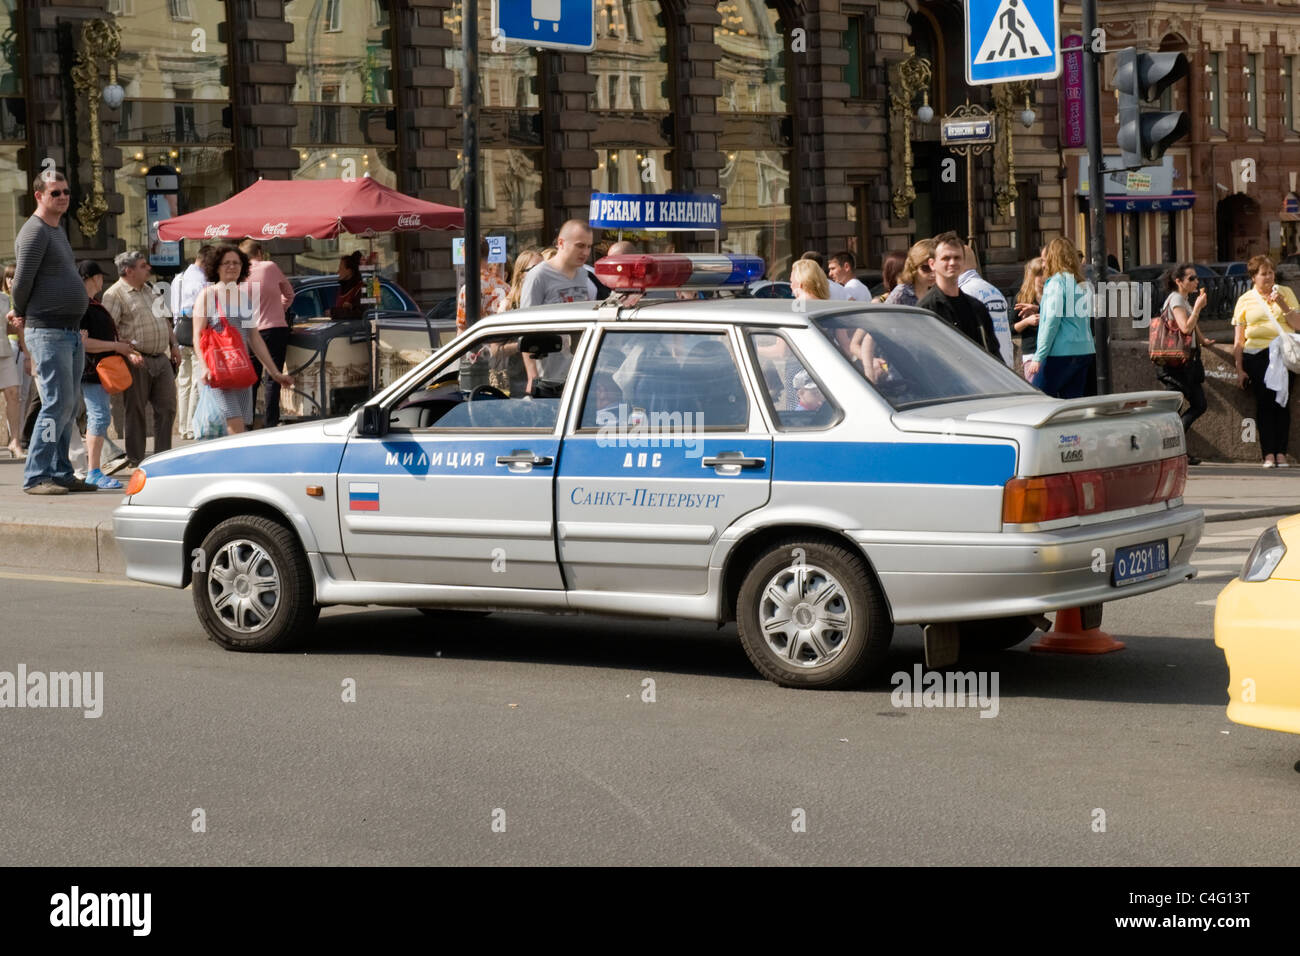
[157,177,464,241]
[1102,192,1196,213]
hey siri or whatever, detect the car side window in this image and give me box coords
[291,289,321,320]
[579,330,750,431]
[379,284,404,311]
[387,329,583,432]
[749,331,838,429]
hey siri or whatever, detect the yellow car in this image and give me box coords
[1215,514,1300,734]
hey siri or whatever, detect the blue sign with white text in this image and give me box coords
[493,0,595,52]
[965,0,1060,85]
[588,193,722,232]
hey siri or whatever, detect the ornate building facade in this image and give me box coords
[4,0,1296,303]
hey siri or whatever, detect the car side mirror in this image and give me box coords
[517,332,563,358]
[359,403,388,438]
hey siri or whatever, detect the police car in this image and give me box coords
[113,254,1203,689]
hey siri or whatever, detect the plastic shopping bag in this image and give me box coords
[191,384,226,440]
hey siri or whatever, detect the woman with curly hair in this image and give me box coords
[883,239,936,306]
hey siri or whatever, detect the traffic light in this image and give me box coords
[1112,47,1190,169]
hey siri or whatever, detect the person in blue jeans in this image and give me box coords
[1023,236,1097,398]
[7,170,94,494]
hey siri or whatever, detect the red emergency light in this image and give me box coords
[594,254,765,292]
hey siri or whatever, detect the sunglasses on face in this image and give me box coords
[46,189,70,197]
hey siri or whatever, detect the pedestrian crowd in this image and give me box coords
[2,170,301,495]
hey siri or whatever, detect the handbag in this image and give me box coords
[174,314,194,348]
[95,353,133,394]
[1255,288,1300,374]
[1149,298,1192,367]
[199,294,259,390]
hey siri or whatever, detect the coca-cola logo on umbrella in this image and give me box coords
[262,222,290,237]
[204,224,231,238]
[396,214,421,227]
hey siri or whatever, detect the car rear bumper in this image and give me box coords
[113,503,191,588]
[1215,576,1300,735]
[851,505,1204,624]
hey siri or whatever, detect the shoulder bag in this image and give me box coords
[199,291,259,390]
[1149,297,1192,367]
[96,353,133,394]
[1253,288,1300,374]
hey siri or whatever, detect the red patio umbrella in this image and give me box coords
[157,176,463,241]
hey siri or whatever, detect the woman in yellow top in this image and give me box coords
[1232,254,1300,466]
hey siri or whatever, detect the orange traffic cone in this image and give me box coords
[1030,607,1126,654]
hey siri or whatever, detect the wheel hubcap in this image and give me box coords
[758,563,853,668]
[207,539,281,634]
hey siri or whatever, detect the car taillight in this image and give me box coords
[1156,455,1187,500]
[1004,456,1185,524]
[1002,475,1078,523]
[124,468,146,496]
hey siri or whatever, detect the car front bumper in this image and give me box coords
[113,503,192,588]
[851,505,1204,624]
[1215,575,1300,735]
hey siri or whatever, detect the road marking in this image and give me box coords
[0,569,152,589]
[1196,600,1218,606]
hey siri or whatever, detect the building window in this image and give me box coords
[717,1,792,273]
[1287,56,1298,132]
[113,0,233,263]
[1246,53,1260,131]
[608,74,620,109]
[1207,52,1223,132]
[842,15,864,98]
[325,0,343,32]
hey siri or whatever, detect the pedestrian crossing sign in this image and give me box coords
[965,0,1061,85]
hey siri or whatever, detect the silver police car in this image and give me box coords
[114,255,1202,689]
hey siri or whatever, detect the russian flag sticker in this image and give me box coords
[348,482,380,511]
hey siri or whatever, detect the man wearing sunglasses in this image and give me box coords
[8,170,94,494]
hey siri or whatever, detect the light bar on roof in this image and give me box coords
[595,254,765,291]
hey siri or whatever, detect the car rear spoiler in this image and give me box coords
[965,391,1184,427]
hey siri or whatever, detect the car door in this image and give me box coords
[337,325,591,589]
[555,325,772,595]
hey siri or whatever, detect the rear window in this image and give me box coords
[814,310,1038,410]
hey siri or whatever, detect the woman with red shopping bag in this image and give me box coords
[192,244,294,435]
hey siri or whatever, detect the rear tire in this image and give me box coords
[735,537,891,689]
[193,516,319,652]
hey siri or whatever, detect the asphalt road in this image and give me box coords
[1,516,1297,866]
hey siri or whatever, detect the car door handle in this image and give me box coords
[701,455,766,469]
[496,454,554,467]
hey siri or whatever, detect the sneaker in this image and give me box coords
[1278,460,1291,468]
[53,477,99,492]
[86,468,123,490]
[1263,459,1276,469]
[23,481,69,496]
[1187,456,1202,466]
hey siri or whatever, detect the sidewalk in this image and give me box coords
[0,456,1297,576]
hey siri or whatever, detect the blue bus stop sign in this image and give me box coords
[492,0,596,52]
[965,0,1061,85]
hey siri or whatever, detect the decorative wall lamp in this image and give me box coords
[992,81,1034,219]
[69,19,122,238]
[888,52,933,220]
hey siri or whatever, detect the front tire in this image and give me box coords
[735,537,891,689]
[193,515,319,651]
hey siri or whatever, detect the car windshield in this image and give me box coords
[813,310,1038,410]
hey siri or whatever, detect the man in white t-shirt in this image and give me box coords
[828,251,871,301]
[519,219,593,393]
[957,245,1013,367]
[800,251,851,299]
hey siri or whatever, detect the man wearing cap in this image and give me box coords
[9,170,93,494]
[102,250,180,465]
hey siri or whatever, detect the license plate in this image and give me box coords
[1112,540,1169,587]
